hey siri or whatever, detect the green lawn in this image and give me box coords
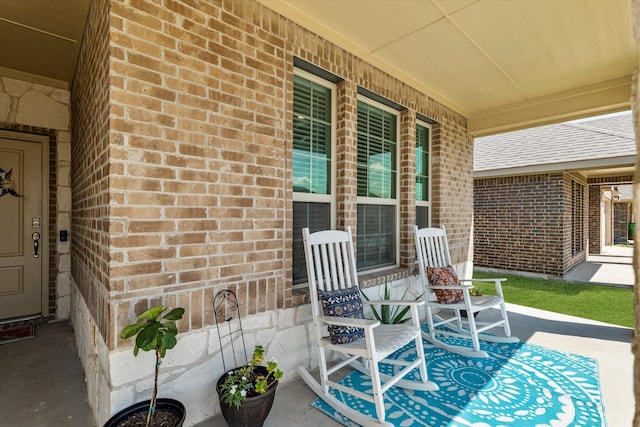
[472,271,634,328]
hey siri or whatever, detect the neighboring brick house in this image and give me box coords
[474,112,635,278]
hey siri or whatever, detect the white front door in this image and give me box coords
[0,134,43,320]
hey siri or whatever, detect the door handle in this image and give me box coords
[31,232,40,258]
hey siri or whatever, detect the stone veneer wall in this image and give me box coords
[474,172,588,277]
[71,0,473,424]
[0,75,71,320]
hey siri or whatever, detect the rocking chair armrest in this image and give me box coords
[426,284,473,290]
[461,278,507,292]
[320,315,380,330]
[363,299,425,308]
[460,278,506,283]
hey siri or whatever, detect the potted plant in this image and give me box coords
[361,279,423,324]
[216,344,284,427]
[104,305,186,427]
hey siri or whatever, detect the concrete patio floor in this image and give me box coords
[0,246,633,426]
[0,301,631,427]
[195,303,633,427]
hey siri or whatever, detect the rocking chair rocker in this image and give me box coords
[298,227,438,427]
[414,226,519,358]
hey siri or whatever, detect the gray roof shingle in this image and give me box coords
[474,111,636,174]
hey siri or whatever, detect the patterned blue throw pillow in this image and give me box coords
[318,287,365,344]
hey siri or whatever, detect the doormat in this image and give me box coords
[311,331,605,426]
[0,324,36,345]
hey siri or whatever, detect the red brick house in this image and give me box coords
[474,112,635,277]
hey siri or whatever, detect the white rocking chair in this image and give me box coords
[414,226,518,358]
[298,227,438,427]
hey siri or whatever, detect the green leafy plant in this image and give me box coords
[361,280,423,324]
[469,286,483,296]
[219,345,284,409]
[119,305,185,427]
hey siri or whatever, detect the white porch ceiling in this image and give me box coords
[0,0,635,136]
[260,0,637,135]
[0,0,89,89]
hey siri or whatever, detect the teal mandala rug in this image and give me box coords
[311,327,606,427]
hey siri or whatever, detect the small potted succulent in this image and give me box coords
[104,305,186,427]
[360,279,423,324]
[216,344,284,427]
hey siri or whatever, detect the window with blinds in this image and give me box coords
[356,99,398,270]
[292,72,334,284]
[293,75,332,196]
[357,101,397,199]
[416,122,431,229]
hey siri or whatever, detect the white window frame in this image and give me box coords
[416,119,432,227]
[356,95,400,272]
[292,69,337,289]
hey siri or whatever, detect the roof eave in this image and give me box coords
[474,155,636,178]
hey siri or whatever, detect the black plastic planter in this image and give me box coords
[216,366,278,427]
[103,398,186,427]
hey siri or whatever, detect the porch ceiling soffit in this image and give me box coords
[0,0,90,90]
[259,0,637,135]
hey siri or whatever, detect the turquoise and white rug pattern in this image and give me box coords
[311,327,605,427]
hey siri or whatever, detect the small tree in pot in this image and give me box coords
[104,305,186,427]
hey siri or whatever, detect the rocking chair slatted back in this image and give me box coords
[416,226,451,268]
[303,227,359,315]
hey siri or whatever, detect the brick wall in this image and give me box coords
[70,0,111,341]
[399,109,417,267]
[588,184,601,254]
[432,122,475,264]
[474,173,582,277]
[614,202,630,243]
[72,0,473,349]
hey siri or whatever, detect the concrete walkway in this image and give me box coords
[0,321,95,426]
[565,245,633,287]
